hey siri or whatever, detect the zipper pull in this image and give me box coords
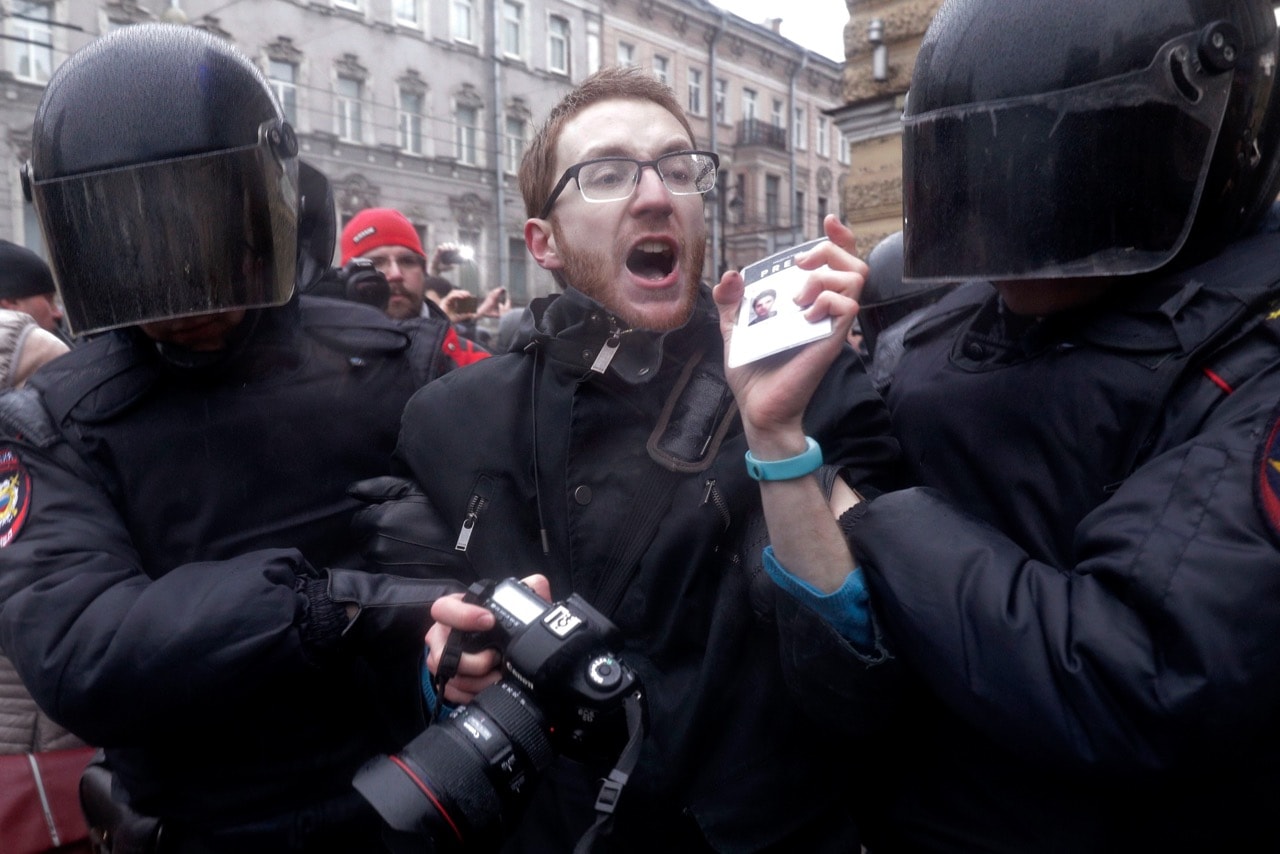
[455,512,477,551]
[455,477,493,552]
[590,327,622,374]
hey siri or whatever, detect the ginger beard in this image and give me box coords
[550,219,706,333]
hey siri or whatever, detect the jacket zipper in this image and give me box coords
[455,475,494,552]
[589,319,625,374]
[702,478,731,531]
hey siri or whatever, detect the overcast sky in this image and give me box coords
[708,0,848,63]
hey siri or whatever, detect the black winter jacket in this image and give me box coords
[394,286,899,853]
[0,296,451,847]
[789,234,1280,853]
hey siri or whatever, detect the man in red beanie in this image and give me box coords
[340,208,488,366]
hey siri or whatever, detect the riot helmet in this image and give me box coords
[23,24,330,335]
[902,0,1280,283]
[858,231,955,356]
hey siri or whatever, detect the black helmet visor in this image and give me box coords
[903,30,1232,282]
[27,120,298,335]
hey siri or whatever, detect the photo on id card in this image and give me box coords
[727,237,833,368]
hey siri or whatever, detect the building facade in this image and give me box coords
[0,0,845,304]
[605,0,847,276]
[830,0,939,256]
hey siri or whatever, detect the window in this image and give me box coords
[742,88,758,123]
[548,15,569,74]
[714,78,729,124]
[792,106,807,150]
[10,1,53,84]
[458,228,481,292]
[507,235,528,302]
[502,1,524,58]
[452,0,475,42]
[817,197,828,234]
[816,114,830,157]
[795,191,805,229]
[837,132,850,165]
[394,0,421,27]
[22,198,44,257]
[336,76,363,142]
[269,60,299,126]
[687,68,703,116]
[616,41,635,67]
[652,54,668,85]
[505,115,525,174]
[399,88,424,154]
[765,175,780,226]
[456,104,480,165]
[771,98,784,129]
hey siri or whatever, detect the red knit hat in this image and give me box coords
[340,208,425,264]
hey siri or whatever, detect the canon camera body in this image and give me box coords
[354,578,643,853]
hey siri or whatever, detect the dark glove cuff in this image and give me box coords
[298,576,350,653]
[837,499,872,542]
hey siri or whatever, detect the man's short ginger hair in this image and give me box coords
[519,66,697,220]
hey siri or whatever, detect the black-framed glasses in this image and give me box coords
[366,252,425,273]
[539,149,720,218]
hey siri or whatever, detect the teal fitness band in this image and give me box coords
[745,436,822,481]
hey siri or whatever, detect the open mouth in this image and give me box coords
[626,240,676,281]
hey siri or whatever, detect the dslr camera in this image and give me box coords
[307,257,391,311]
[354,578,644,853]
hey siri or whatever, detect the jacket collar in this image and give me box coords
[914,232,1280,370]
[519,286,717,385]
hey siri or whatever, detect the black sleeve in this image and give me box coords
[850,365,1280,772]
[0,436,337,746]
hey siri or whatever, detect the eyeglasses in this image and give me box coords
[367,252,425,273]
[539,150,720,218]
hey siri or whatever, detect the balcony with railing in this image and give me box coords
[735,118,788,151]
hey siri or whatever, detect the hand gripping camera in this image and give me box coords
[354,578,645,853]
[307,257,391,311]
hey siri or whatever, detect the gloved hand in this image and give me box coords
[348,476,472,579]
[321,568,466,652]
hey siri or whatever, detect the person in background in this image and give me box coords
[0,307,88,853]
[427,242,508,348]
[0,25,463,852]
[376,65,898,852]
[0,240,68,343]
[341,208,490,367]
[855,231,955,390]
[762,0,1280,850]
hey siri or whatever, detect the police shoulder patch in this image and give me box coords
[0,446,31,546]
[1257,402,1280,540]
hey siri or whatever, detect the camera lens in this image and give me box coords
[354,681,554,850]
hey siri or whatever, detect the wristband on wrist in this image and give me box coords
[745,436,823,481]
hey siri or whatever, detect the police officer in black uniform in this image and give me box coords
[0,25,459,852]
[763,0,1280,851]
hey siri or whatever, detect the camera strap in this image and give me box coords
[574,689,646,854]
[431,580,494,704]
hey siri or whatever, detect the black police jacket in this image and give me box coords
[790,233,1280,853]
[393,286,900,853]
[0,296,450,836]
